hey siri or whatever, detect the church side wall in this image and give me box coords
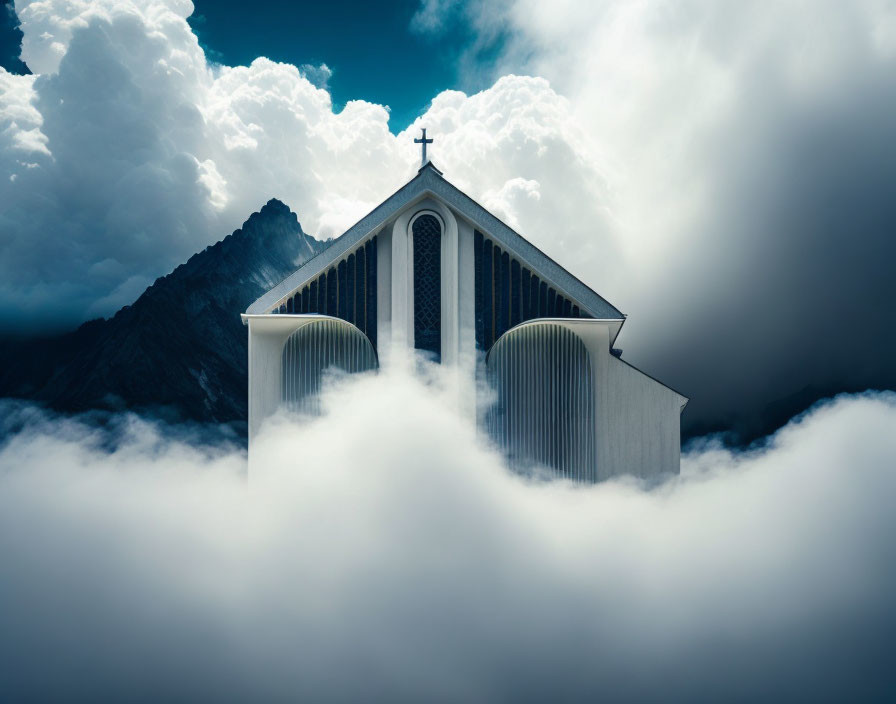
[598,355,683,479]
[247,321,292,443]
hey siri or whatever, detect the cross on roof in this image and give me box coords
[414,128,433,167]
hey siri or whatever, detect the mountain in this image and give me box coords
[0,199,324,433]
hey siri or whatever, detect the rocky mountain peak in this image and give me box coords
[0,199,328,433]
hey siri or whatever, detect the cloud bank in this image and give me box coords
[1,0,612,334]
[1,369,894,700]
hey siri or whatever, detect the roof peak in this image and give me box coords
[247,163,624,323]
[417,160,443,176]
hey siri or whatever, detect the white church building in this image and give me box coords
[243,139,687,481]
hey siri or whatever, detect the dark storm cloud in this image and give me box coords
[0,8,219,333]
[449,0,896,442]
[629,54,896,441]
[0,372,895,701]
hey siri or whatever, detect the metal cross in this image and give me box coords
[414,128,433,167]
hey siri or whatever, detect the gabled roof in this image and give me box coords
[246,162,625,320]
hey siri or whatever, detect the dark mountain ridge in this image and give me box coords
[0,199,324,433]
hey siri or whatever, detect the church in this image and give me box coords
[243,133,687,481]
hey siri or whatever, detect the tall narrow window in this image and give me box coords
[413,214,442,361]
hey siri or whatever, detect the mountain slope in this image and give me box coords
[0,199,324,431]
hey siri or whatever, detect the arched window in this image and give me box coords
[486,323,596,482]
[281,319,378,415]
[412,213,442,361]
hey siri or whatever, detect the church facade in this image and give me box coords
[243,158,687,481]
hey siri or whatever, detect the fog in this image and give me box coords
[1,368,894,701]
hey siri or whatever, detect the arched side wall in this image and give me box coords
[244,314,377,442]
[487,322,597,481]
[281,319,378,416]
[487,318,685,481]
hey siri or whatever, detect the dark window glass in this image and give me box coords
[346,254,356,326]
[309,281,318,313]
[413,214,441,361]
[326,269,337,315]
[511,259,521,328]
[484,239,494,348]
[474,231,485,349]
[498,251,510,338]
[337,260,348,321]
[355,246,366,333]
[522,268,532,320]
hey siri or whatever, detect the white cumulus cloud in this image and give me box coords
[2,1,614,334]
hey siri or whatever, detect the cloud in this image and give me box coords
[3,2,605,337]
[0,0,409,332]
[410,0,463,34]
[298,62,332,90]
[398,76,619,270]
[424,0,896,439]
[0,368,894,700]
[3,0,896,442]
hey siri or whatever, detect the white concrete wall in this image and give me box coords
[570,320,684,480]
[496,319,685,480]
[245,315,381,443]
[390,208,412,353]
[601,355,683,479]
[246,315,316,443]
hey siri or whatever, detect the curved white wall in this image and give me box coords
[244,314,376,443]
[488,319,685,480]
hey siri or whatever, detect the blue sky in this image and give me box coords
[1,0,29,73]
[189,0,489,131]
